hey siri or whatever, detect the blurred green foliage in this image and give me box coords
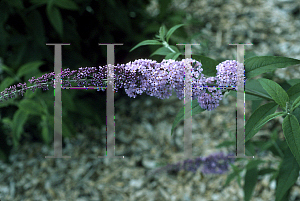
[0,0,205,163]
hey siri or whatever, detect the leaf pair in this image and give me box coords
[129,24,185,53]
[248,79,300,178]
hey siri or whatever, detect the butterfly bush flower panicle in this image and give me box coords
[0,59,244,112]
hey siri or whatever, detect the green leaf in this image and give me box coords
[223,171,237,187]
[257,168,277,176]
[275,148,300,201]
[245,141,256,156]
[246,159,265,170]
[244,56,300,80]
[1,64,17,79]
[23,85,37,99]
[0,77,15,93]
[287,83,300,105]
[287,79,300,86]
[191,55,218,77]
[171,98,205,136]
[245,79,274,100]
[12,109,29,147]
[40,114,50,144]
[166,24,185,42]
[129,40,162,52]
[53,0,79,10]
[254,112,287,131]
[4,0,24,10]
[18,99,45,116]
[16,61,44,78]
[223,163,243,188]
[165,52,181,60]
[251,100,263,113]
[169,45,180,53]
[291,96,300,112]
[1,117,12,129]
[228,79,274,101]
[46,2,63,37]
[0,98,18,107]
[244,160,259,201]
[159,24,167,42]
[154,34,160,39]
[258,78,289,109]
[150,47,172,57]
[254,140,273,152]
[245,102,278,143]
[282,114,300,167]
[293,107,300,125]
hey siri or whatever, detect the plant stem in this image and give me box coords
[162,41,176,53]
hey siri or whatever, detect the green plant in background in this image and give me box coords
[133,24,300,201]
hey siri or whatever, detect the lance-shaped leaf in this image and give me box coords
[245,102,278,143]
[244,160,262,201]
[129,40,162,52]
[166,24,185,42]
[17,61,44,78]
[244,56,300,80]
[18,99,45,116]
[282,114,300,167]
[258,78,289,109]
[275,148,300,201]
[291,95,300,112]
[228,79,274,101]
[12,109,29,147]
[46,2,63,37]
[254,112,287,131]
[287,83,300,104]
[159,24,167,42]
[150,47,173,57]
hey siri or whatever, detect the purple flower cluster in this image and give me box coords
[215,60,246,91]
[0,59,244,111]
[147,152,235,177]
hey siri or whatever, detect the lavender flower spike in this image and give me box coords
[0,59,244,113]
[147,152,235,177]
